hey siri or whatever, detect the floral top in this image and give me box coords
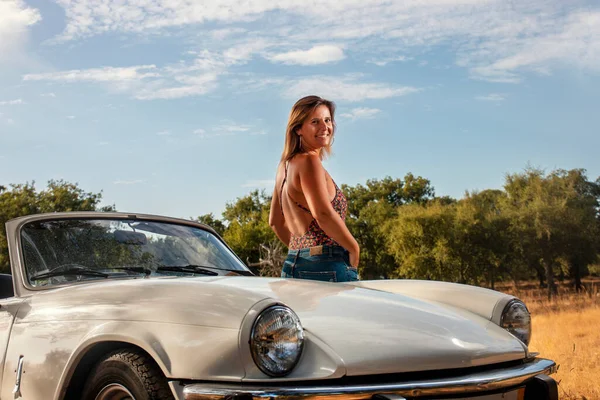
[288,182,348,250]
[281,162,348,250]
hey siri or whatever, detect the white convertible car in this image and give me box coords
[1,212,557,400]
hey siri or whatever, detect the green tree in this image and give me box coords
[194,213,226,236]
[502,168,600,299]
[343,174,434,216]
[453,190,513,287]
[385,201,459,281]
[343,174,435,278]
[0,180,112,273]
[554,170,600,291]
[37,180,112,212]
[220,190,279,266]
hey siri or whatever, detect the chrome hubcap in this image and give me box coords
[94,383,136,400]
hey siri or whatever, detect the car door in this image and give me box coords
[0,281,23,397]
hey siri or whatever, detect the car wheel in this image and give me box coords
[82,349,173,400]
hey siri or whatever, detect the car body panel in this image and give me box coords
[352,280,516,325]
[0,212,552,400]
[15,278,267,329]
[2,276,525,384]
[215,277,526,378]
[0,298,23,388]
[1,319,245,400]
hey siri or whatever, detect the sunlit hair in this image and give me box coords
[280,95,337,162]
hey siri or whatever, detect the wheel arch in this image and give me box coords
[55,323,175,400]
[61,341,147,400]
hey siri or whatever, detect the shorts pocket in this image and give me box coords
[298,270,337,282]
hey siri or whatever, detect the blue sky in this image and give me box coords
[1,0,599,220]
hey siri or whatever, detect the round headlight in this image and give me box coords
[500,299,531,345]
[250,305,304,377]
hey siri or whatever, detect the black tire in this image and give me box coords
[82,348,173,400]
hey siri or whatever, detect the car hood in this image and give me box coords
[22,276,526,375]
[20,276,267,329]
[216,277,527,375]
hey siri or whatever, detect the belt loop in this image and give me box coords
[291,251,300,277]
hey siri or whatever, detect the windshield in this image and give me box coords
[20,218,249,287]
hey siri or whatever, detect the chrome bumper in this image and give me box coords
[183,358,556,400]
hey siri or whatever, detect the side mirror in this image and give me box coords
[0,274,14,299]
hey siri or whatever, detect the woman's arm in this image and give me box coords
[269,167,291,246]
[298,154,360,267]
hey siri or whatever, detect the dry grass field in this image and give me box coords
[499,279,600,400]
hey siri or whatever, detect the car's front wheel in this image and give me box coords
[82,349,173,400]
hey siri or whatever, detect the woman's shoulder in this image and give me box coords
[291,152,322,170]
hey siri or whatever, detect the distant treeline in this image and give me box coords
[198,167,600,300]
[2,167,599,299]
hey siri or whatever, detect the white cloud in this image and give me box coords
[40,93,56,97]
[286,76,420,102]
[466,11,600,82]
[0,99,25,106]
[23,65,159,83]
[66,115,76,119]
[114,179,146,185]
[222,39,273,66]
[194,131,224,139]
[341,107,381,120]
[468,66,521,84]
[210,28,247,40]
[368,56,411,66]
[194,131,217,139]
[0,0,41,58]
[135,73,219,100]
[475,93,506,101]
[229,75,287,93]
[242,179,276,188]
[22,63,220,101]
[268,45,345,66]
[53,0,283,41]
[214,122,251,133]
[156,130,171,136]
[48,0,600,83]
[194,122,261,138]
[22,39,270,100]
[24,0,600,96]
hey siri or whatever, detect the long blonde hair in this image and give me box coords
[280,95,337,162]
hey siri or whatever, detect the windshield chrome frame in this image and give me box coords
[6,212,250,296]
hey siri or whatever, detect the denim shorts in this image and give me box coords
[281,245,359,282]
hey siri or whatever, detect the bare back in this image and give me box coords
[277,155,337,237]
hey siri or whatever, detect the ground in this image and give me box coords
[501,278,600,400]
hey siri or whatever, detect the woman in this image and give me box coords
[269,95,360,282]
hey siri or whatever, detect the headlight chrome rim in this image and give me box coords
[500,299,531,346]
[250,305,304,377]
